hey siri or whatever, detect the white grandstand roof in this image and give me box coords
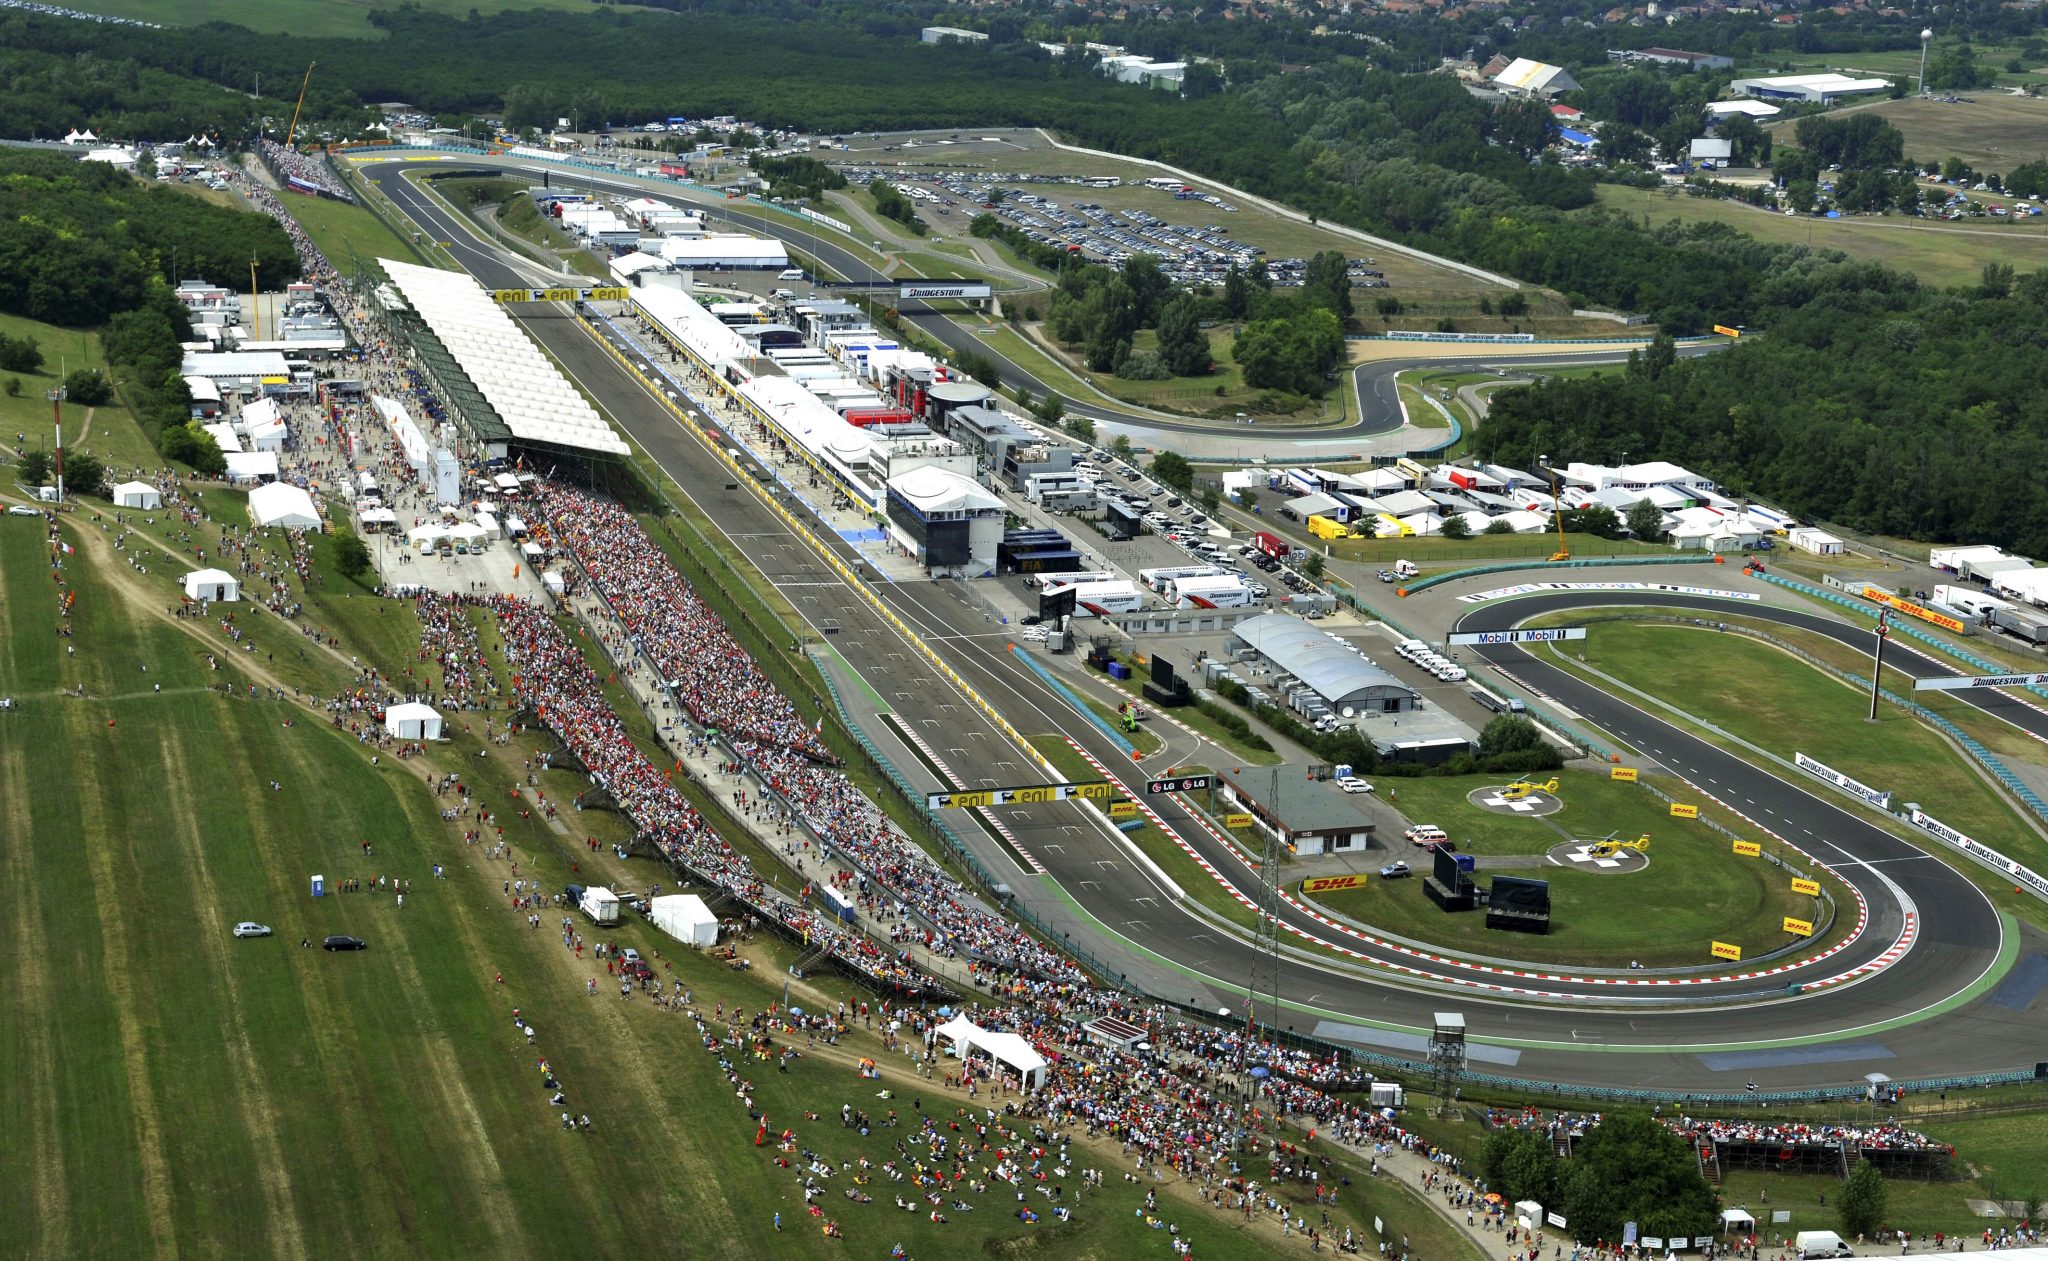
[1705,99,1781,117]
[377,259,629,456]
[1492,57,1579,95]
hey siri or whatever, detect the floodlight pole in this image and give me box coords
[48,387,65,503]
[1868,610,1890,722]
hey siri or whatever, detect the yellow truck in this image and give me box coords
[1306,514,1350,541]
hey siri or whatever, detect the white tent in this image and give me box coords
[182,568,240,602]
[648,894,718,947]
[933,1015,1049,1090]
[1720,1209,1756,1238]
[225,451,280,484]
[384,702,443,740]
[248,481,320,530]
[113,481,162,510]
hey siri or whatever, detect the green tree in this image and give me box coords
[63,368,114,406]
[1838,1159,1888,1240]
[1301,250,1354,320]
[334,529,373,581]
[161,422,227,476]
[61,451,105,496]
[1065,412,1096,443]
[1035,391,1066,428]
[1300,552,1325,580]
[1155,295,1212,376]
[1236,486,1258,511]
[1596,123,1651,168]
[1479,714,1543,759]
[1221,263,1250,319]
[1109,434,1134,460]
[1558,1112,1718,1245]
[1625,499,1665,541]
[1120,254,1174,327]
[0,332,42,373]
[1198,485,1222,516]
[1150,450,1194,493]
[1438,512,1472,540]
[1495,97,1558,161]
[1498,291,1529,318]
[16,448,52,486]
[1484,518,1516,535]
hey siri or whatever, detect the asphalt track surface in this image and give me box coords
[353,152,1722,441]
[362,158,2047,1090]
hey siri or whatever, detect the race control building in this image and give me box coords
[1231,614,1419,718]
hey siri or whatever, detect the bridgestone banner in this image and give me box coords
[1794,752,1892,810]
[1914,670,2048,692]
[900,282,992,301]
[1910,808,2048,901]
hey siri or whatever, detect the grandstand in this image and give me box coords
[374,259,630,461]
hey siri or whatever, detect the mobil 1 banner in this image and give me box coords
[1795,752,1892,809]
[1447,627,1587,646]
[1910,808,2048,902]
[900,282,992,301]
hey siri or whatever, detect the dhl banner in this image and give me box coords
[1783,917,1814,936]
[1711,941,1743,961]
[1302,874,1366,894]
[1224,813,1254,829]
[1712,324,1742,338]
[1859,586,1966,634]
[1669,803,1698,819]
[1732,840,1762,857]
[1790,877,1821,896]
[1109,801,1138,820]
[1610,767,1638,782]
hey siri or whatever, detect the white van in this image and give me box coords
[1404,825,1448,847]
[1795,1233,1853,1260]
[778,268,805,281]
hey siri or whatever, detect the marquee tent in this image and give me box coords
[183,568,239,602]
[249,482,320,529]
[383,702,443,740]
[933,1015,1049,1090]
[113,481,162,510]
[648,894,718,947]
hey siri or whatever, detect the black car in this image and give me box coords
[323,935,367,951]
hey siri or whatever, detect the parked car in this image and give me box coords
[7,505,42,517]
[1377,570,1396,583]
[1378,862,1412,879]
[322,935,367,951]
[232,922,272,938]
[1338,778,1373,794]
[619,947,642,965]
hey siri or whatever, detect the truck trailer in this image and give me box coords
[1168,575,1257,609]
[1253,531,1291,560]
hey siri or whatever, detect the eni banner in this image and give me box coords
[1713,324,1742,338]
[1610,767,1639,782]
[1669,803,1699,819]
[1224,813,1255,829]
[1303,874,1366,894]
[1859,586,1967,634]
[1791,877,1821,896]
[1108,801,1138,820]
[491,286,631,303]
[1711,941,1743,961]
[926,780,1111,810]
[1784,916,1815,936]
[1732,840,1762,857]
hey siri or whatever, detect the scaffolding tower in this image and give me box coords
[1429,1012,1467,1116]
[1249,821,1286,1036]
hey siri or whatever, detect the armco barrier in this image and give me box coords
[1755,571,2048,706]
[1400,553,1707,596]
[1008,647,1140,760]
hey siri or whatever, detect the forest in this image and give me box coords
[1482,257,2048,555]
[0,149,293,472]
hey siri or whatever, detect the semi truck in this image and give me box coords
[1253,531,1291,560]
[1168,575,1257,609]
[1040,579,1146,617]
[1140,564,1227,593]
[1991,604,2048,645]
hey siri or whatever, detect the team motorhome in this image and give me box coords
[1168,574,1257,609]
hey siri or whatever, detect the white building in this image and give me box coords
[1730,73,1891,104]
[248,481,320,530]
[1706,100,1782,121]
[1556,461,1716,497]
[1787,527,1845,556]
[921,25,988,45]
[657,234,789,270]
